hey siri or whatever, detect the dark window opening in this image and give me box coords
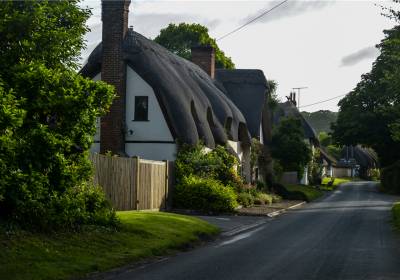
[134,96,149,121]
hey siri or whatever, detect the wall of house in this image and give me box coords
[125,66,177,160]
[90,67,177,161]
[227,140,251,182]
[333,167,351,178]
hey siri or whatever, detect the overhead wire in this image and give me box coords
[298,94,347,109]
[216,0,290,41]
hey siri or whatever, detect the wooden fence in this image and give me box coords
[89,153,170,211]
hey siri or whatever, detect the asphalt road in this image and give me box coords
[106,182,400,280]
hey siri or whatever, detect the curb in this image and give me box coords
[267,201,306,218]
[222,220,268,237]
[222,201,307,237]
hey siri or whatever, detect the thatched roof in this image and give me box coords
[215,69,268,139]
[81,29,250,148]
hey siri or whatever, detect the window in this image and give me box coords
[134,96,149,121]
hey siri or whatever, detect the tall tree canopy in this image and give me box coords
[272,117,311,177]
[154,23,235,69]
[332,24,400,167]
[0,0,116,230]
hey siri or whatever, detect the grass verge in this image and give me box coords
[392,202,400,230]
[0,211,219,280]
[284,185,324,202]
[321,177,351,190]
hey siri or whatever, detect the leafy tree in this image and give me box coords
[267,80,279,110]
[0,0,116,230]
[271,117,311,178]
[301,110,338,134]
[154,23,235,69]
[332,24,400,167]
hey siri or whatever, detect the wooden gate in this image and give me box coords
[90,154,169,211]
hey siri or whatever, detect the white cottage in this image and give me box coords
[81,0,260,181]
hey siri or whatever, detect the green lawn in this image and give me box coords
[0,211,218,280]
[321,177,351,190]
[284,185,324,202]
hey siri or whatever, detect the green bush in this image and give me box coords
[173,176,238,213]
[392,202,400,229]
[0,1,116,231]
[254,193,272,205]
[271,194,282,203]
[237,192,254,207]
[381,161,400,194]
[175,143,243,190]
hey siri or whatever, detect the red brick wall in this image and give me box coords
[100,0,131,155]
[191,46,215,79]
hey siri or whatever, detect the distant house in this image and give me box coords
[81,0,271,183]
[337,145,379,178]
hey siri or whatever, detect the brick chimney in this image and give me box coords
[100,0,131,155]
[191,45,215,79]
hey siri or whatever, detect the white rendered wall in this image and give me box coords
[125,143,177,161]
[125,66,174,142]
[90,68,177,161]
[259,123,264,144]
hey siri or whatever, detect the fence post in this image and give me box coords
[133,156,140,210]
[163,160,169,210]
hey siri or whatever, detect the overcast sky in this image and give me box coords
[81,0,397,112]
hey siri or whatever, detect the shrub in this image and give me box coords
[175,143,243,190]
[381,161,400,194]
[173,176,238,213]
[271,194,282,203]
[254,193,272,205]
[237,192,254,207]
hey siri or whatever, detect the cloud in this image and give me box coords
[240,0,334,24]
[340,46,380,67]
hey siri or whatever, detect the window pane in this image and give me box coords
[134,96,148,121]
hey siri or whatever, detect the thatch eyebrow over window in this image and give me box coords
[134,96,148,121]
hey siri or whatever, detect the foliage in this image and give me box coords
[267,80,279,110]
[370,168,381,181]
[254,193,273,205]
[332,23,400,167]
[326,144,342,160]
[318,132,332,147]
[0,0,116,230]
[308,149,323,185]
[271,117,312,178]
[237,192,254,208]
[173,175,238,213]
[301,110,338,134]
[392,202,400,230]
[250,138,270,184]
[0,0,90,70]
[154,23,235,69]
[272,160,284,182]
[175,143,243,189]
[0,211,218,280]
[381,161,400,194]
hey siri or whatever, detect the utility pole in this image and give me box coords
[292,87,308,109]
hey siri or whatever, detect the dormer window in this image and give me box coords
[134,96,149,121]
